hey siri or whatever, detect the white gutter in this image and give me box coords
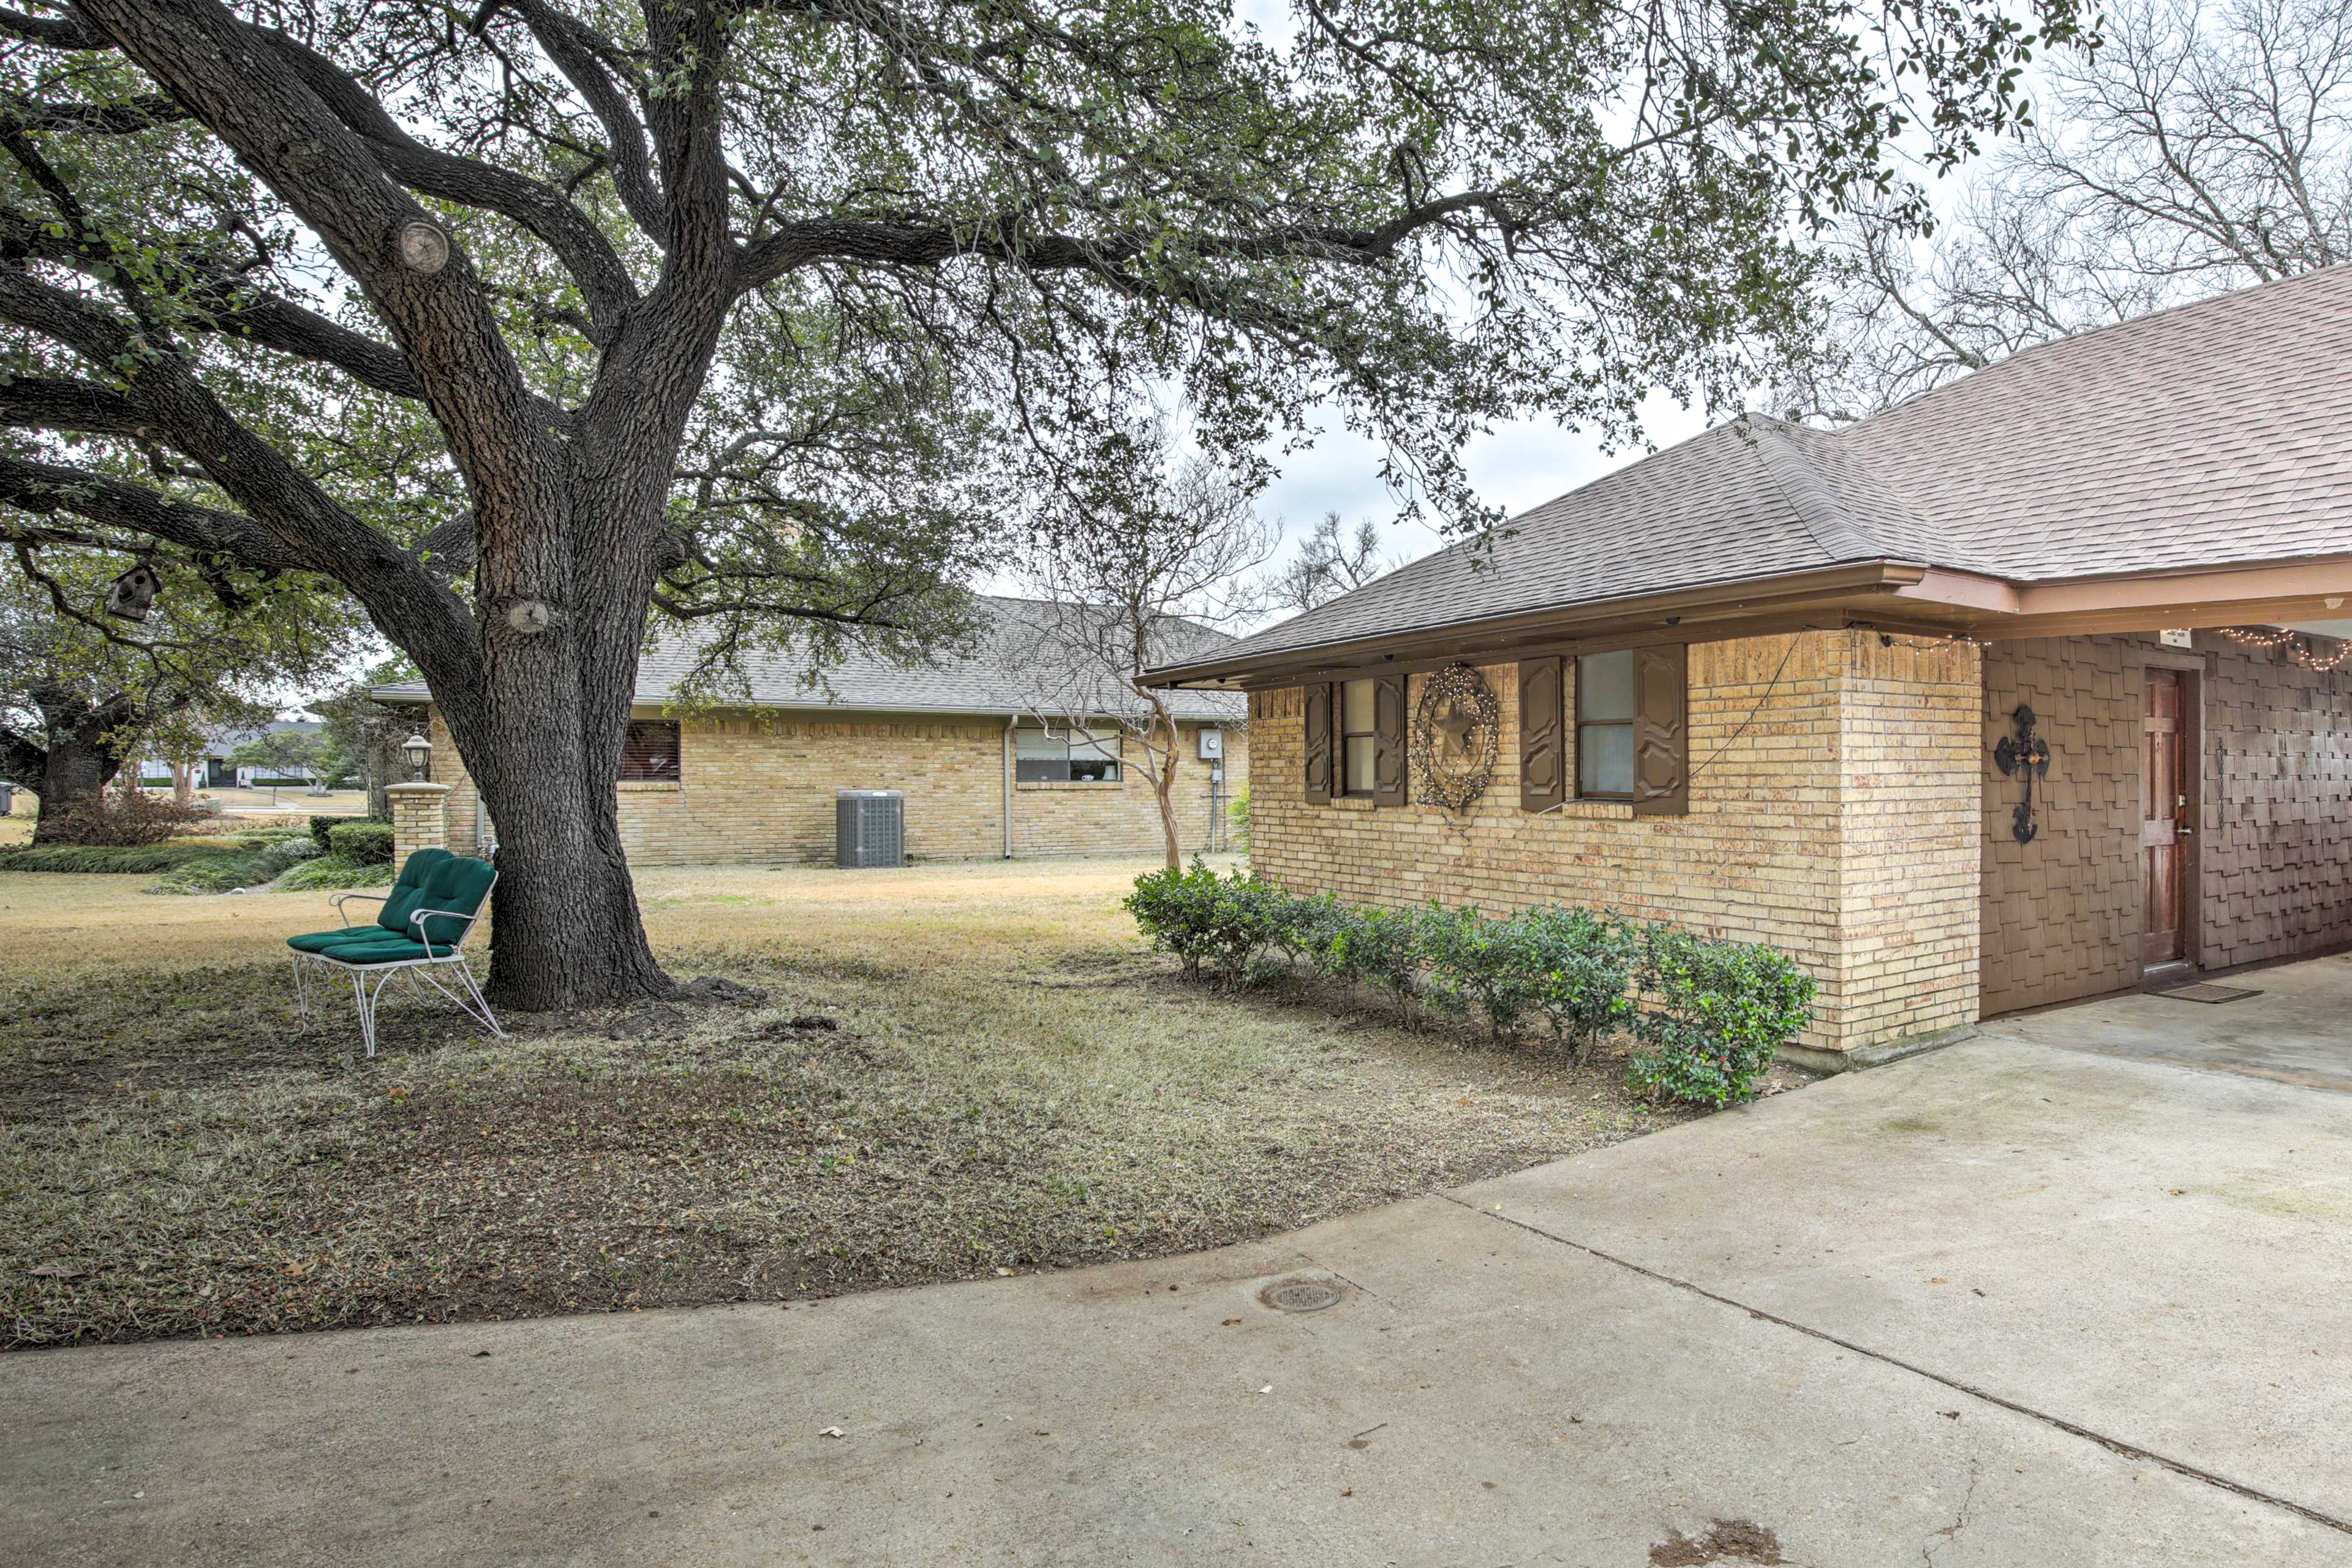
[1002,714,1017,859]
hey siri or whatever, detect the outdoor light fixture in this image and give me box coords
[402,732,432,782]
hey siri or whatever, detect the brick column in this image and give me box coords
[386,782,452,867]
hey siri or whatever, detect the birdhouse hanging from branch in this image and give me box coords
[104,562,161,622]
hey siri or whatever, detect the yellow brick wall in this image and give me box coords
[1247,631,1981,1060]
[421,706,1243,865]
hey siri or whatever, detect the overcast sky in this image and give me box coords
[1248,391,1721,589]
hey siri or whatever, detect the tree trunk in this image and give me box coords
[29,726,122,844]
[171,761,192,805]
[1153,721,1184,871]
[424,411,703,1013]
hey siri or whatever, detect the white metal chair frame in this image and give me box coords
[291,872,505,1057]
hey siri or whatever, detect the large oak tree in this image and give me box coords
[0,0,2079,1007]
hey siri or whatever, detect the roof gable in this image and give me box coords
[1188,263,2352,674]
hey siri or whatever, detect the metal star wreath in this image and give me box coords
[1410,663,1500,812]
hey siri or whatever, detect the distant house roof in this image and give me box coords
[374,596,1245,723]
[1153,263,2352,685]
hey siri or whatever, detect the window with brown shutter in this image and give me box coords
[1519,656,1566,812]
[620,720,681,782]
[1372,674,1408,805]
[1574,645,1687,813]
[1303,684,1333,803]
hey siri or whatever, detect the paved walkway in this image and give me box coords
[6,1033,2351,1566]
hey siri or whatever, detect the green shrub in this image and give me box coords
[327,820,396,864]
[1418,905,1544,1041]
[276,854,396,891]
[1628,925,1817,1108]
[0,840,243,874]
[1302,901,1424,1023]
[1226,786,1250,853]
[148,834,321,895]
[1124,859,1226,979]
[308,815,339,852]
[1520,906,1637,1057]
[151,852,274,894]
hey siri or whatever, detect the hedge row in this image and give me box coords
[326,821,395,864]
[1125,862,1816,1107]
[0,840,243,874]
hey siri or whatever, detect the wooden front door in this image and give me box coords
[2141,669,2191,965]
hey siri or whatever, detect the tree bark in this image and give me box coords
[28,728,123,843]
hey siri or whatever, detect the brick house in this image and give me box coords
[375,598,1246,866]
[1145,267,2352,1071]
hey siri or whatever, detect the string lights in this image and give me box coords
[2216,626,2352,672]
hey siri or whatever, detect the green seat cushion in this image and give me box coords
[375,848,455,936]
[405,856,496,947]
[287,927,395,954]
[317,937,436,966]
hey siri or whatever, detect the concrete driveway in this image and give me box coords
[6,1032,2351,1567]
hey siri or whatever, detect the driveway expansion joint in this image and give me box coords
[1441,1191,2352,1539]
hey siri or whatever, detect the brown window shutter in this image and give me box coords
[1372,674,1408,806]
[1632,645,1688,815]
[1302,682,1333,804]
[1518,656,1566,812]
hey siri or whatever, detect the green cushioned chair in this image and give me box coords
[287,848,502,1057]
[283,849,453,954]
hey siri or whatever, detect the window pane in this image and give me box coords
[1341,678,1376,735]
[1579,724,1635,797]
[620,721,680,781]
[1578,650,1635,722]
[1069,729,1121,782]
[1344,734,1378,794]
[1014,728,1068,761]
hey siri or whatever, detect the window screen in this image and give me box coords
[1341,677,1378,796]
[620,720,681,782]
[1576,651,1635,799]
[1017,725,1122,782]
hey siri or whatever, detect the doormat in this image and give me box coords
[2155,982,2263,1005]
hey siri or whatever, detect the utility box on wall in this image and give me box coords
[835,790,905,869]
[1197,728,1224,761]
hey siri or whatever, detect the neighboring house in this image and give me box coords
[136,719,324,791]
[372,598,1248,865]
[1146,265,2352,1072]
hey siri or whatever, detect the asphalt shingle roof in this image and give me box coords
[374,597,1245,723]
[1189,263,2352,671]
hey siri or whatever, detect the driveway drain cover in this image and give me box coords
[1261,1281,1342,1313]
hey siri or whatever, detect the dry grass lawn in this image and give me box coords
[1,854,1685,1349]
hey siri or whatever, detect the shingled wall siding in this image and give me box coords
[423,708,1243,865]
[1979,632,2352,1017]
[2201,641,2352,968]
[1248,631,1981,1060]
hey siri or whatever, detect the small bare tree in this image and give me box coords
[1016,442,1275,869]
[1790,0,2352,416]
[1265,513,1395,613]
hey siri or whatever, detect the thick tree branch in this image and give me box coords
[734,192,1511,290]
[0,375,158,437]
[243,21,639,330]
[0,451,309,570]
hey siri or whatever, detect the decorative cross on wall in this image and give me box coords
[1992,704,2052,845]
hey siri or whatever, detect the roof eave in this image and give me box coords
[1143,561,1932,688]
